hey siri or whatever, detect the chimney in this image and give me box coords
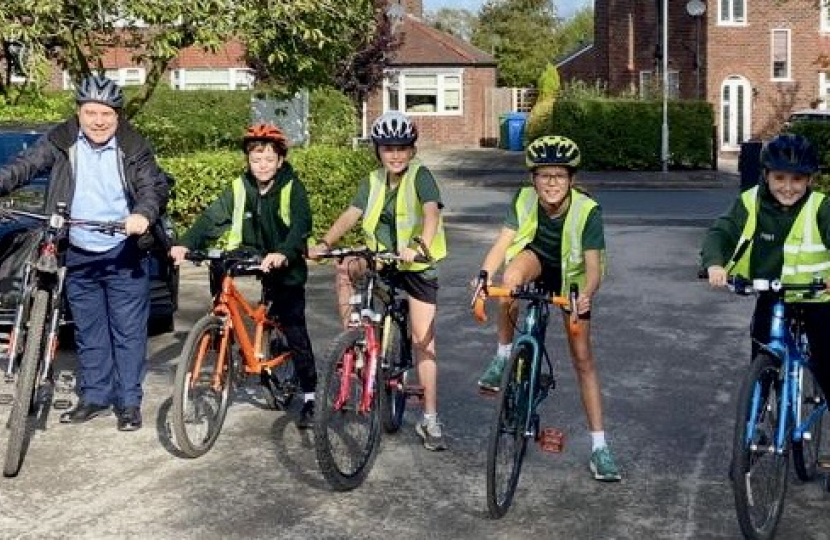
[390,0,422,18]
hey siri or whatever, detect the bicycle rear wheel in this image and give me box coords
[171,315,237,458]
[793,366,826,481]
[486,343,533,519]
[379,314,408,434]
[732,353,789,540]
[314,330,381,491]
[4,289,49,478]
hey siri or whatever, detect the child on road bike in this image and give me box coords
[169,123,318,429]
[474,135,621,481]
[308,111,449,451]
[701,133,830,399]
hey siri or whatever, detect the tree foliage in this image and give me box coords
[471,0,560,87]
[423,8,478,42]
[332,0,402,109]
[0,0,377,116]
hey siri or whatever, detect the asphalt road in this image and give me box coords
[1,175,829,539]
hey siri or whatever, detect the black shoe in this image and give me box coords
[59,402,112,424]
[116,406,142,432]
[296,401,315,429]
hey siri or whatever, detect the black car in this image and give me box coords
[0,124,178,333]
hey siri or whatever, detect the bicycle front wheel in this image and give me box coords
[732,352,789,540]
[379,314,408,434]
[314,330,381,491]
[793,366,826,481]
[486,343,532,519]
[171,315,237,458]
[4,289,49,478]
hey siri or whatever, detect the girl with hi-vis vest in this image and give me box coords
[474,135,621,481]
[309,111,448,452]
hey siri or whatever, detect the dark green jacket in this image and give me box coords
[700,183,830,279]
[181,163,311,287]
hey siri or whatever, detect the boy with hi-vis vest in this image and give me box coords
[475,135,621,481]
[702,133,830,399]
[308,111,448,451]
[169,123,318,429]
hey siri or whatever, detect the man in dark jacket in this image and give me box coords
[0,75,169,431]
[169,123,318,428]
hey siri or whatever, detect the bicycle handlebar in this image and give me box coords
[0,206,125,235]
[728,276,827,298]
[315,245,430,264]
[184,249,264,273]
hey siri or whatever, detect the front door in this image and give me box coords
[720,76,751,151]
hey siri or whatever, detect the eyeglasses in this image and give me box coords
[532,172,571,184]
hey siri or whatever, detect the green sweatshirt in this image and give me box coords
[700,183,830,279]
[180,162,312,287]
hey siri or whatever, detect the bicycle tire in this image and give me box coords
[732,352,789,540]
[171,315,237,458]
[314,330,381,491]
[261,327,297,411]
[379,314,407,434]
[486,343,533,519]
[4,288,49,478]
[793,366,825,481]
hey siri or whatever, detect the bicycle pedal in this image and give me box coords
[539,427,565,453]
[404,384,424,402]
[52,399,73,410]
[478,387,499,397]
[538,373,555,390]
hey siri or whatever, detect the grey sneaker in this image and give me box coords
[416,419,447,451]
[478,355,507,392]
[589,446,622,482]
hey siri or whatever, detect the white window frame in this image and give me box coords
[819,72,830,109]
[638,70,680,100]
[382,68,464,116]
[822,3,830,33]
[718,0,747,26]
[168,68,253,90]
[104,67,145,87]
[771,29,791,81]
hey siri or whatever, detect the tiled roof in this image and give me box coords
[391,15,496,67]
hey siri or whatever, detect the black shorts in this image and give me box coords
[525,248,590,320]
[392,270,438,305]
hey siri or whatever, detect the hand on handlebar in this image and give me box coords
[398,246,421,264]
[307,243,330,260]
[707,265,728,288]
[169,245,189,265]
[260,252,287,272]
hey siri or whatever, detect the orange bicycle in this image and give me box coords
[171,249,297,458]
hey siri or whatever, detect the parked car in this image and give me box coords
[0,124,178,333]
[783,108,830,130]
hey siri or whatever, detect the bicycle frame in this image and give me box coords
[511,299,552,436]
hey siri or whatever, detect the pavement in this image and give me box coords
[417,147,740,191]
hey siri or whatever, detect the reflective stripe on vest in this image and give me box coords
[505,187,603,295]
[224,176,293,250]
[726,185,830,302]
[362,162,447,272]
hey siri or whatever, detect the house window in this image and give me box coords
[384,69,464,115]
[719,0,746,24]
[104,68,145,86]
[639,70,679,99]
[169,68,253,90]
[819,73,830,109]
[823,4,830,33]
[771,29,791,80]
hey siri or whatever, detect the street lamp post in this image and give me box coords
[686,0,706,100]
[661,0,669,173]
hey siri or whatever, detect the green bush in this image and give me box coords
[309,87,358,147]
[0,91,74,122]
[790,122,830,193]
[159,145,376,243]
[526,98,714,170]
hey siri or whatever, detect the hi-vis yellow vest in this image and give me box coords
[505,187,603,295]
[222,176,293,250]
[725,185,830,302]
[362,162,447,272]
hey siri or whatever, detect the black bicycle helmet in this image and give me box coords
[760,133,819,175]
[525,135,581,170]
[370,111,418,146]
[75,75,124,109]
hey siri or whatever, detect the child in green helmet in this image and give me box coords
[474,135,621,482]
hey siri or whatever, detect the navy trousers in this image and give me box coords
[65,240,150,408]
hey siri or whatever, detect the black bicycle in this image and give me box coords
[0,202,124,477]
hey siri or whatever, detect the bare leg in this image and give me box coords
[497,250,542,346]
[564,314,604,432]
[334,256,367,328]
[409,296,438,414]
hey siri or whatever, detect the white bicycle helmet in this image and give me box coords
[370,111,418,145]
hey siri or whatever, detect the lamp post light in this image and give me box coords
[685,0,706,100]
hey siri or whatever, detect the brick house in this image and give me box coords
[365,0,498,147]
[558,0,830,154]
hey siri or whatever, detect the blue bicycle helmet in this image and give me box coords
[760,134,819,175]
[75,75,124,109]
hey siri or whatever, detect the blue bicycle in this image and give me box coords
[472,271,578,518]
[729,277,828,540]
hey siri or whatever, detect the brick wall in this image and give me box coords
[708,1,830,141]
[366,66,496,147]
